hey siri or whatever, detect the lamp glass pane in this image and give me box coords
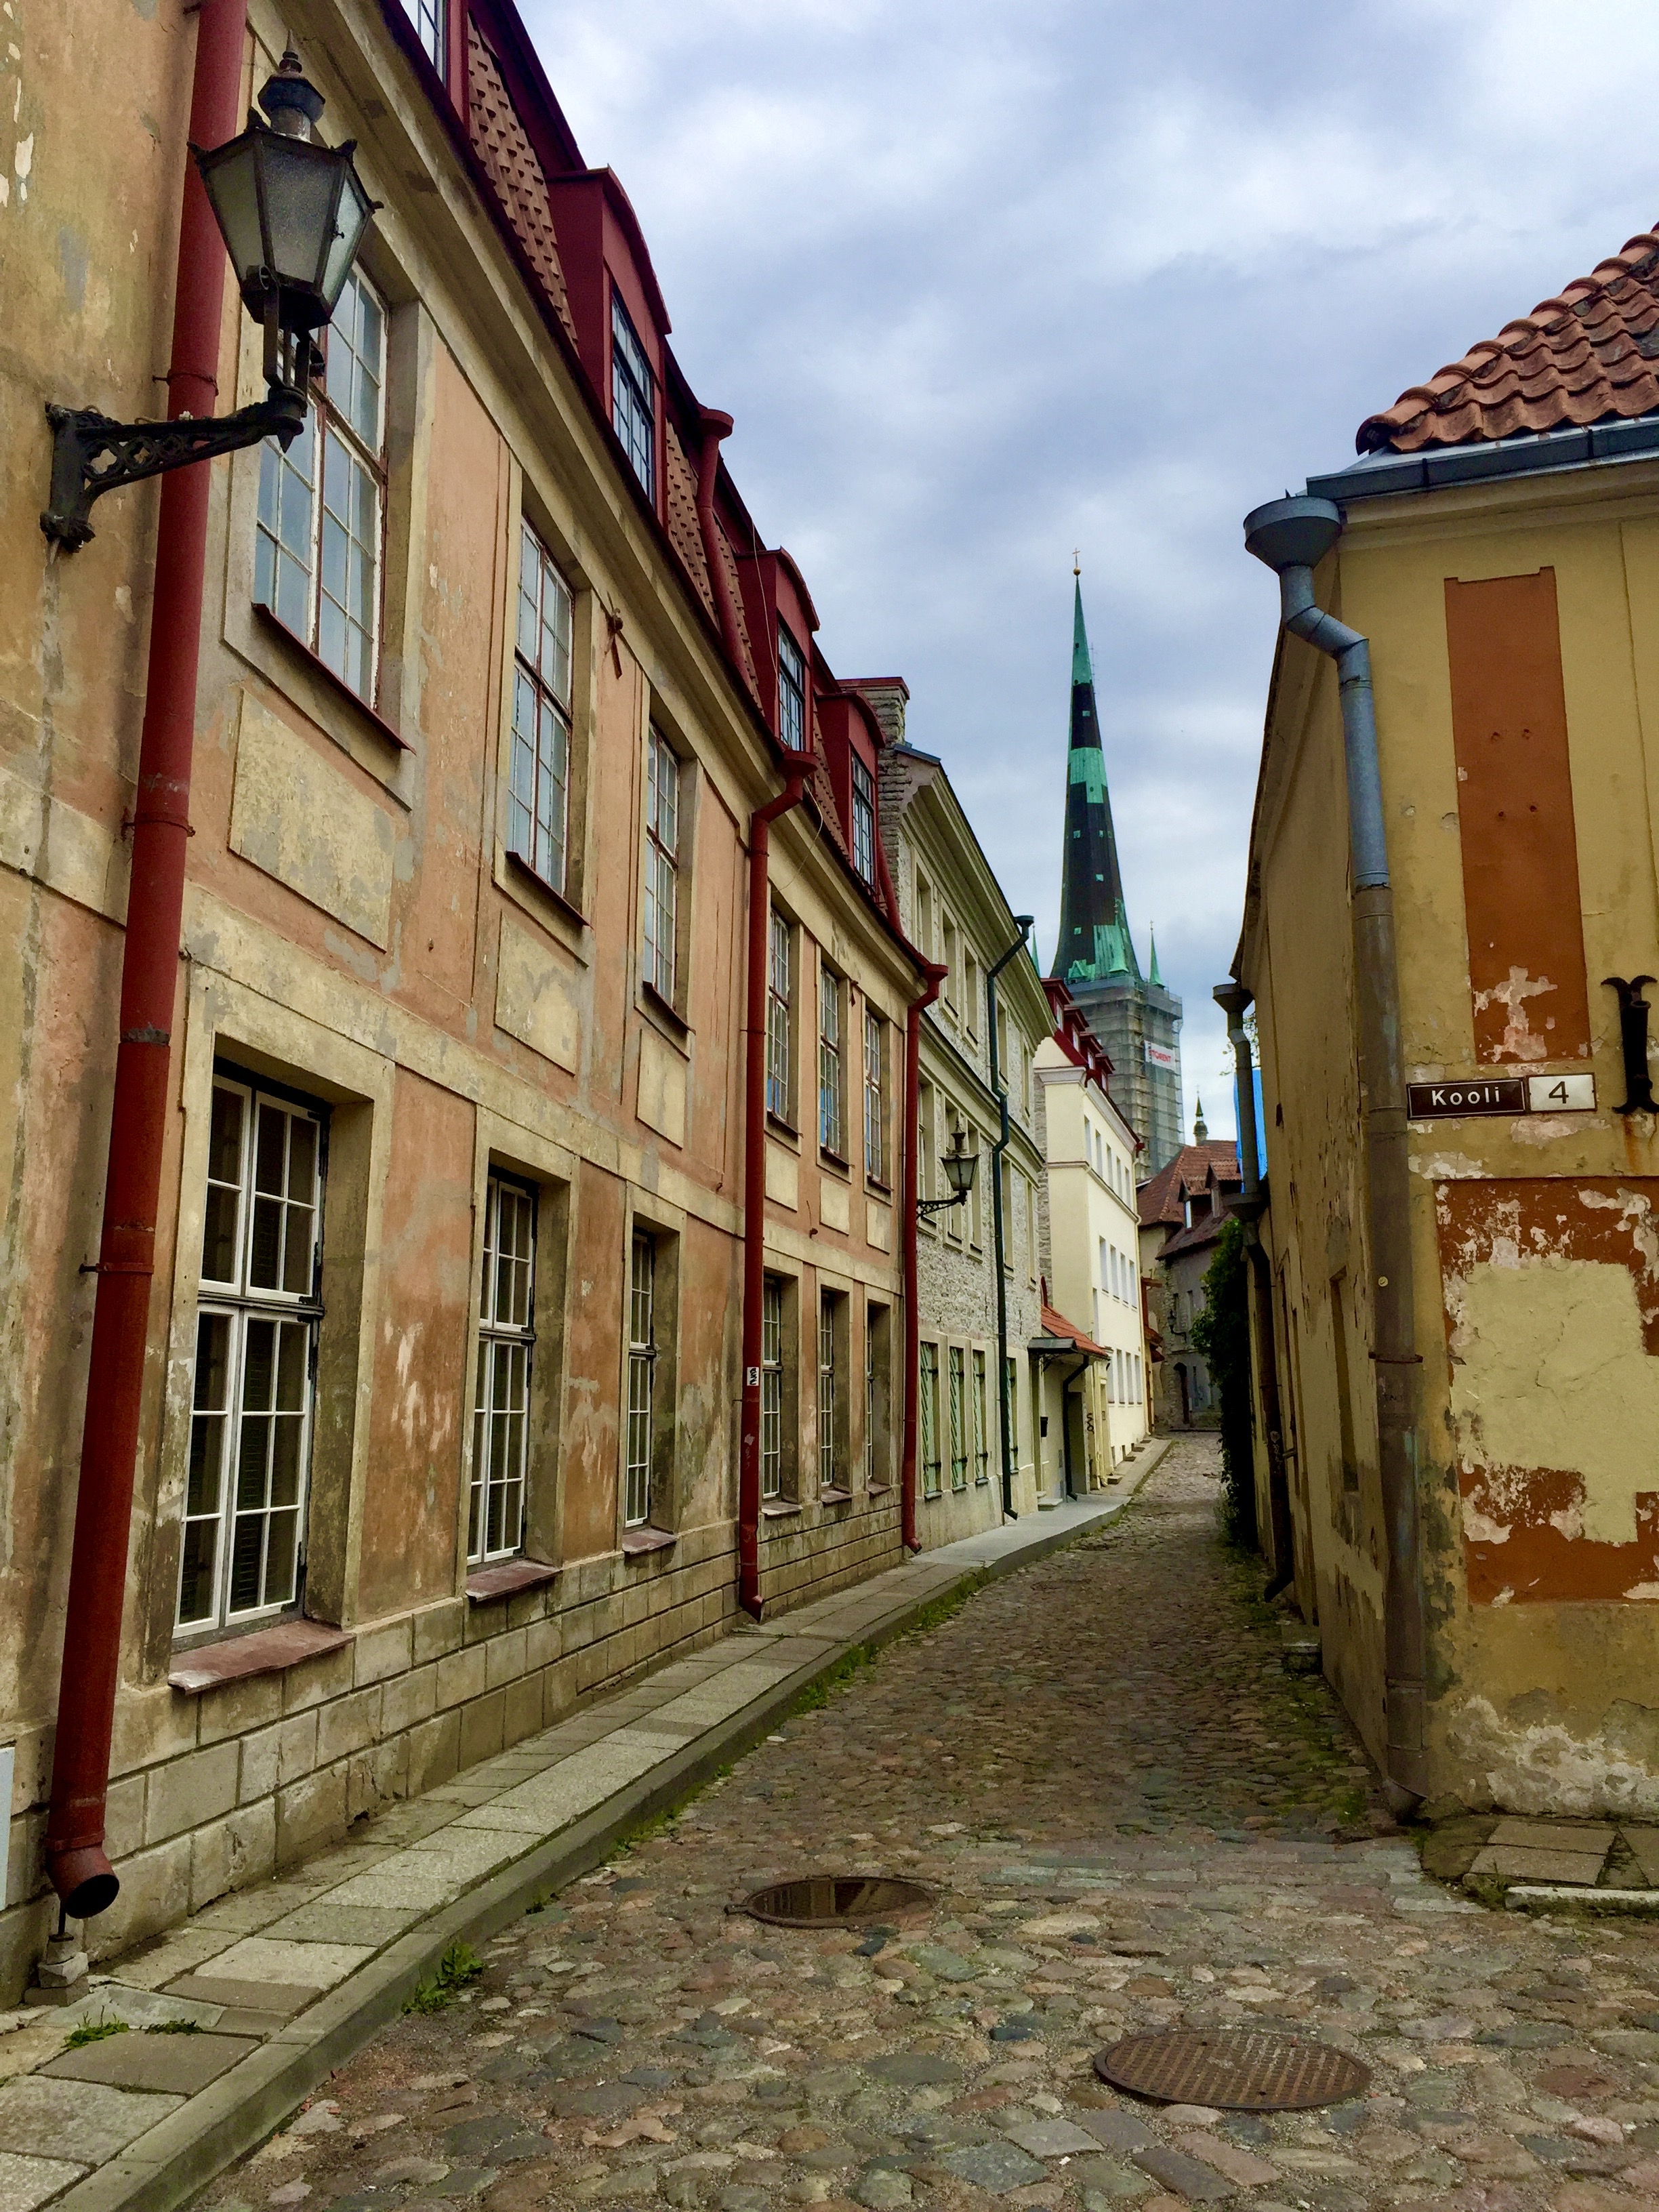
[199,141,266,287]
[321,165,375,312]
[258,135,346,294]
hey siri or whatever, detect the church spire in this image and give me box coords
[1050,573,1139,987]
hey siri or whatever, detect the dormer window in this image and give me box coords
[611,290,655,501]
[778,622,807,752]
[851,755,876,883]
[398,0,445,70]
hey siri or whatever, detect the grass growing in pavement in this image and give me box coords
[63,2018,129,2049]
[403,1942,485,2014]
[145,2019,205,2034]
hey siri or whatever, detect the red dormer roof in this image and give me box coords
[1138,1143,1242,1233]
[1042,978,1135,1138]
[1357,224,1659,454]
[1040,1303,1110,1359]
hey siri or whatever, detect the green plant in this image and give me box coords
[404,1941,485,2014]
[144,2019,204,2034]
[64,2017,129,2049]
[1190,1215,1257,1549]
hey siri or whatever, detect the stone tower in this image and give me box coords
[1049,576,1183,1170]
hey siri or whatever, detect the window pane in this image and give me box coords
[471,1176,537,1563]
[611,291,656,502]
[511,525,573,890]
[398,0,445,73]
[201,1086,245,1283]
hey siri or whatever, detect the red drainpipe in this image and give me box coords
[45,0,249,1919]
[738,759,815,1618]
[693,407,744,670]
[899,961,947,1552]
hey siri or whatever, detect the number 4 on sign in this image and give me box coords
[1525,1073,1596,1113]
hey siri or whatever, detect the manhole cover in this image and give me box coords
[1094,2028,1370,2111]
[739,1876,934,1928]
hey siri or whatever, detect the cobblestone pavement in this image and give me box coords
[203,1439,1659,2212]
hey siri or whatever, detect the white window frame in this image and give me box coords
[948,1345,967,1492]
[851,754,876,882]
[611,289,655,501]
[398,0,445,70]
[255,266,387,705]
[819,959,844,1156]
[766,907,792,1121]
[779,621,807,753]
[626,1231,656,1528]
[863,1008,885,1184]
[818,1291,839,1490]
[178,1076,325,1637]
[972,1349,990,1486]
[761,1274,785,1502]
[509,520,574,894]
[470,1173,536,1564]
[919,1342,941,1500]
[643,727,680,1003]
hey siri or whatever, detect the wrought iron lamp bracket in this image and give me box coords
[41,377,307,554]
[916,1191,965,1220]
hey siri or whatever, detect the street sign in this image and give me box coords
[1406,1073,1597,1118]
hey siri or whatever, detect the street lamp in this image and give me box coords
[918,1126,979,1217]
[41,49,378,552]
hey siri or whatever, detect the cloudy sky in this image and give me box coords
[520,0,1659,1137]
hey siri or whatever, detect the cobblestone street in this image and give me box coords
[205,1439,1659,2212]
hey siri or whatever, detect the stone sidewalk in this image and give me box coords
[0,1452,1168,2212]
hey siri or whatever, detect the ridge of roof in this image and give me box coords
[1137,1141,1241,1229]
[1357,224,1659,454]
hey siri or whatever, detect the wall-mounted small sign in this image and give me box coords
[1406,1073,1597,1119]
[1144,1040,1179,1071]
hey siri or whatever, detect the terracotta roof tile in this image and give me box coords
[1137,1142,1242,1231]
[467,26,578,349]
[1358,227,1659,452]
[1040,1302,1109,1357]
[663,422,715,621]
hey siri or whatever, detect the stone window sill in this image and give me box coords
[169,1617,352,1696]
[865,1482,891,1496]
[761,1500,800,1519]
[466,1557,560,1605]
[253,601,410,752]
[621,1525,676,1557]
[818,1486,853,1504]
[506,850,590,937]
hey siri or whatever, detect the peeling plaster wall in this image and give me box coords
[1245,462,1659,1814]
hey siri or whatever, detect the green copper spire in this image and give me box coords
[1147,923,1162,988]
[1050,570,1139,989]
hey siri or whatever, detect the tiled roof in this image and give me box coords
[1357,225,1659,453]
[1137,1143,1241,1231]
[1039,1303,1109,1358]
[1158,1210,1227,1263]
[467,26,578,349]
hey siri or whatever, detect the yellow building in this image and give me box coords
[1233,222,1659,1814]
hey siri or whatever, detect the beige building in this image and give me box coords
[880,720,1051,1538]
[1233,220,1659,1811]
[1034,985,1149,1483]
[0,0,926,1999]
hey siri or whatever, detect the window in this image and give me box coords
[918,1080,936,1208]
[948,1347,968,1492]
[1099,1236,1109,1293]
[644,728,680,1002]
[865,1305,888,1489]
[761,1275,785,1502]
[611,290,655,501]
[819,960,844,1155]
[509,520,573,893]
[470,1174,535,1563]
[972,1350,990,1485]
[863,1010,885,1183]
[964,953,980,1041]
[920,1343,941,1499]
[398,0,445,69]
[179,1078,324,1634]
[851,754,876,883]
[1005,1355,1019,1471]
[942,916,959,1012]
[915,873,935,960]
[778,622,807,753]
[256,267,386,703]
[766,908,792,1121]
[818,1292,840,1490]
[626,1232,656,1528]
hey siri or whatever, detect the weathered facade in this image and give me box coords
[1235,219,1659,1813]
[880,719,1049,1536]
[0,0,924,1998]
[1033,984,1149,1478]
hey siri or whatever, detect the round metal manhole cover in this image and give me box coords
[739,1876,934,1929]
[1094,2028,1371,2112]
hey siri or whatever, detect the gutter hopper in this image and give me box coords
[1244,495,1343,575]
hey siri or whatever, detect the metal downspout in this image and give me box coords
[45,0,251,1921]
[985,919,1034,1520]
[738,760,814,1618]
[900,962,947,1551]
[1243,495,1427,1806]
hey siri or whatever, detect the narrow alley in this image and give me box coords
[190,1442,1659,2212]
